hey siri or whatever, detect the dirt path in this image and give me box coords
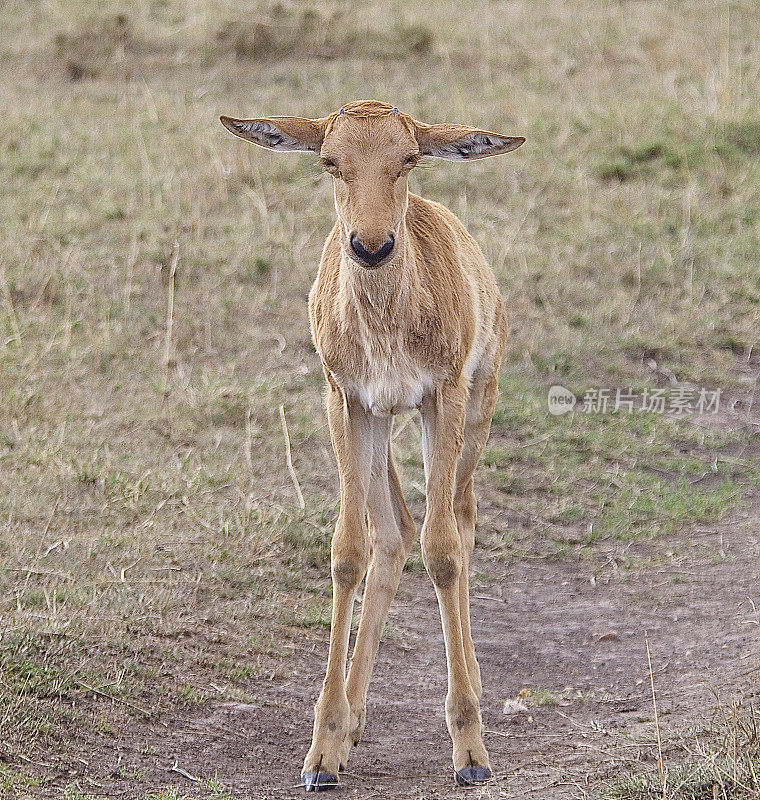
[61,508,759,800]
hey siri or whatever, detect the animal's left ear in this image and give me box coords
[220,115,328,153]
[415,123,525,161]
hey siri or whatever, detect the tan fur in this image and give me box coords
[221,99,524,789]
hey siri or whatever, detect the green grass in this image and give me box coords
[513,686,591,707]
[0,765,43,795]
[475,373,760,559]
[1,0,759,791]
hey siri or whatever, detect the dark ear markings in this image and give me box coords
[240,120,280,146]
[417,125,525,161]
[458,135,522,159]
[220,116,321,152]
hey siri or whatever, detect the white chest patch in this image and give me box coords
[346,334,432,417]
[356,366,432,417]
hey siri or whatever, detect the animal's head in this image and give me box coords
[221,100,524,269]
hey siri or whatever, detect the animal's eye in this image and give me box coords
[394,155,419,180]
[320,158,342,178]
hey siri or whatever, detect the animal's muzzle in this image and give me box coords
[349,233,395,267]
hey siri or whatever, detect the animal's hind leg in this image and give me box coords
[345,418,415,746]
[454,367,500,700]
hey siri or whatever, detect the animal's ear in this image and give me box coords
[415,123,525,161]
[219,115,328,153]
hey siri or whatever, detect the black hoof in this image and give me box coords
[302,771,338,791]
[455,765,492,786]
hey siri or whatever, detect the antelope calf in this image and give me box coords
[221,100,524,790]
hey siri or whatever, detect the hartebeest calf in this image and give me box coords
[221,100,524,790]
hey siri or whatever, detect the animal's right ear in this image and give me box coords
[219,115,328,153]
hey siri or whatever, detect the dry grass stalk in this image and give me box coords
[160,241,179,407]
[646,631,667,799]
[280,403,305,510]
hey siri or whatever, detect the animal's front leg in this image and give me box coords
[421,383,492,786]
[302,389,372,792]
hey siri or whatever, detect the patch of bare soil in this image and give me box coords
[28,505,759,799]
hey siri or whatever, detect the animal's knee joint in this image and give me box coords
[454,490,477,521]
[422,540,462,588]
[331,556,366,588]
[425,554,461,587]
[421,511,463,587]
[377,534,406,564]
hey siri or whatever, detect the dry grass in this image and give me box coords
[1,0,760,794]
[598,702,760,800]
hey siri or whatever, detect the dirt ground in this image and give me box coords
[31,504,758,800]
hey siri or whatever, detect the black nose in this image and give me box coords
[349,233,395,266]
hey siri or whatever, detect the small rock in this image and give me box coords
[503,699,529,715]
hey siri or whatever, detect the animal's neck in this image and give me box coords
[339,220,417,325]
